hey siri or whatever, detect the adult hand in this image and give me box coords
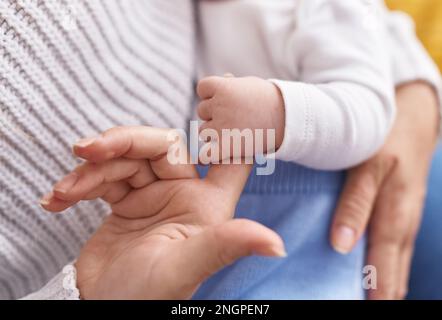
[41,126,285,300]
[330,82,439,299]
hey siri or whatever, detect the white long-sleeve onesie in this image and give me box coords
[199,0,399,170]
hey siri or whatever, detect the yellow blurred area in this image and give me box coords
[386,0,442,71]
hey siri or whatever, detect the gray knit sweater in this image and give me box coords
[0,0,194,299]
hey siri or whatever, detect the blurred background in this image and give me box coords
[387,0,442,71]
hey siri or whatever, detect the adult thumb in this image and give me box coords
[205,163,253,202]
[174,219,286,296]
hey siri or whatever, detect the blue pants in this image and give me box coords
[408,144,442,299]
[194,161,366,299]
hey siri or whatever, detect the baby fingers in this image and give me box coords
[197,99,214,121]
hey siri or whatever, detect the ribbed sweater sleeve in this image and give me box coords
[0,0,194,299]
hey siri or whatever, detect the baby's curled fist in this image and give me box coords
[197,76,285,159]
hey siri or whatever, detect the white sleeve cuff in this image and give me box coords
[267,79,393,170]
[21,264,80,300]
[267,79,310,162]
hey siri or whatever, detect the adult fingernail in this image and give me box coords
[270,245,288,258]
[40,192,54,206]
[74,136,98,148]
[333,225,355,254]
[54,172,79,194]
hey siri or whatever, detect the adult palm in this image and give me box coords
[42,127,285,300]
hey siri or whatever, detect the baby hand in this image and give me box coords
[197,76,285,159]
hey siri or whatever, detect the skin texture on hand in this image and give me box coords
[197,76,285,158]
[330,82,440,300]
[40,126,286,300]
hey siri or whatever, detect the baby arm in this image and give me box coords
[197,0,396,170]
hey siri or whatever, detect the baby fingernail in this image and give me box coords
[333,225,355,254]
[54,172,79,194]
[40,192,54,206]
[75,136,98,148]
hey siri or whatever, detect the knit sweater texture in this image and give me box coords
[0,0,194,299]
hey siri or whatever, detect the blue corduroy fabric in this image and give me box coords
[194,161,366,300]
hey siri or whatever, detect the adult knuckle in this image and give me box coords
[380,152,399,169]
[389,177,410,193]
[352,175,377,199]
[212,228,235,266]
[103,126,123,136]
[369,230,403,248]
[348,163,380,195]
[341,189,372,217]
[389,210,409,231]
[388,201,418,233]
[103,126,141,140]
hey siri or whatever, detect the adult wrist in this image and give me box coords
[396,81,440,140]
